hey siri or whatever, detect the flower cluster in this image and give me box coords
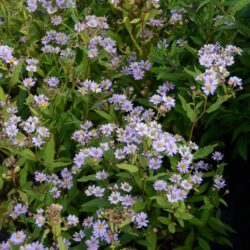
[169,8,187,25]
[0,45,18,65]
[122,60,152,80]
[27,0,76,13]
[149,82,176,112]
[196,44,242,95]
[77,78,112,96]
[1,105,50,147]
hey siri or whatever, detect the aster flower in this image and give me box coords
[9,231,26,245]
[93,220,108,237]
[153,180,167,191]
[135,212,149,228]
[120,182,132,192]
[51,15,62,26]
[108,191,121,204]
[35,215,46,227]
[214,175,226,189]
[67,215,79,226]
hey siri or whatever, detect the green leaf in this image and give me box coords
[155,196,171,209]
[19,149,36,161]
[0,86,5,101]
[116,163,138,173]
[146,231,157,250]
[230,0,250,15]
[77,174,96,182]
[41,135,55,168]
[158,216,170,225]
[198,237,211,250]
[185,230,194,248]
[193,144,217,160]
[178,94,196,122]
[94,110,114,122]
[206,95,231,113]
[0,178,3,190]
[168,222,176,233]
[80,198,110,212]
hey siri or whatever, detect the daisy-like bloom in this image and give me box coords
[89,81,102,93]
[37,126,50,138]
[85,236,99,250]
[228,76,242,88]
[73,151,86,167]
[108,191,121,204]
[26,0,37,12]
[114,148,125,160]
[152,139,166,152]
[34,171,47,183]
[34,94,49,108]
[67,215,79,226]
[132,68,144,80]
[50,187,61,199]
[120,194,134,207]
[20,241,46,250]
[177,161,189,173]
[26,64,37,72]
[135,123,148,136]
[95,170,109,180]
[181,179,193,190]
[0,45,13,63]
[32,136,45,147]
[83,216,94,228]
[88,48,98,58]
[93,220,108,237]
[35,215,46,227]
[100,79,112,90]
[153,180,167,191]
[214,175,226,189]
[46,77,60,87]
[23,77,36,87]
[93,186,105,197]
[55,32,68,45]
[13,203,28,216]
[150,94,162,105]
[212,151,224,161]
[148,157,162,170]
[89,147,103,159]
[163,96,176,110]
[73,230,85,242]
[191,171,203,184]
[120,182,132,192]
[51,15,62,25]
[74,22,86,32]
[135,212,149,228]
[9,231,26,245]
[5,124,18,138]
[0,241,11,250]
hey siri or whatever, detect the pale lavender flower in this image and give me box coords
[153,180,167,191]
[9,231,26,245]
[135,212,148,228]
[51,15,62,26]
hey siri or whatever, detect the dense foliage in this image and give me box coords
[0,0,249,249]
